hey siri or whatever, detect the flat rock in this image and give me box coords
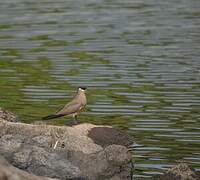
[0,117,133,180]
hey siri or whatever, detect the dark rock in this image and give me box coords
[0,118,133,180]
[88,127,133,148]
[160,163,200,180]
[0,108,19,122]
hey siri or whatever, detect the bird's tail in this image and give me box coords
[42,114,64,120]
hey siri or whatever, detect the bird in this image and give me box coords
[42,87,87,125]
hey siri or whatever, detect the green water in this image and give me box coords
[0,0,200,178]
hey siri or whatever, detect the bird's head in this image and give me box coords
[78,86,87,92]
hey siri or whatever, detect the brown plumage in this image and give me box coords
[42,87,87,124]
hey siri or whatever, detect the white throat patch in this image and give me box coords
[79,88,85,92]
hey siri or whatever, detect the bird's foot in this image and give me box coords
[66,119,81,126]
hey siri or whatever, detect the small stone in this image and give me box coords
[0,108,19,122]
[160,163,200,180]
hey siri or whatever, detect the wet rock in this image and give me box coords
[0,108,19,122]
[160,163,200,180]
[0,118,133,180]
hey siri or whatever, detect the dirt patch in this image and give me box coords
[88,127,133,148]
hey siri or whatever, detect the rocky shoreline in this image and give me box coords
[0,108,199,180]
[0,108,133,180]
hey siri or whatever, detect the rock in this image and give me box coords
[0,155,56,180]
[0,118,133,180]
[159,163,200,180]
[0,108,19,122]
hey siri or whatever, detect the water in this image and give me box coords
[0,0,200,178]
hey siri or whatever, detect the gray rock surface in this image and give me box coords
[0,118,133,180]
[0,155,56,180]
[159,163,200,180]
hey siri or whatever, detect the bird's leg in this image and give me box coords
[73,114,78,125]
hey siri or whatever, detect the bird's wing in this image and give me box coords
[56,101,83,116]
